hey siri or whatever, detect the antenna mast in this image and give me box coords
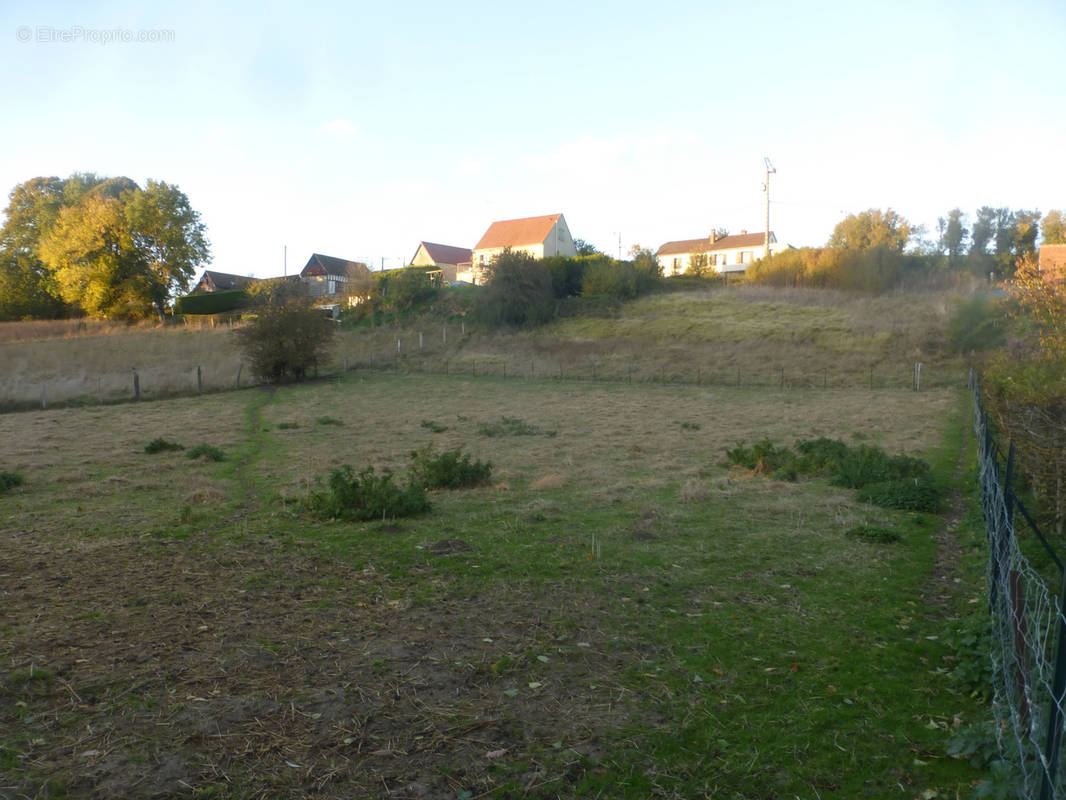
[763,157,776,259]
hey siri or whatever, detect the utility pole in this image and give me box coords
[613,232,622,259]
[283,244,287,276]
[763,157,776,259]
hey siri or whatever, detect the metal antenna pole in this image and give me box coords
[763,157,776,259]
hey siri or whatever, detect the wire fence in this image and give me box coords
[974,369,1066,799]
[0,353,961,413]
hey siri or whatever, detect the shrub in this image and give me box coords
[725,439,796,474]
[173,289,249,315]
[145,437,184,454]
[315,416,343,426]
[947,292,1007,354]
[311,465,429,521]
[378,267,439,310]
[831,445,928,489]
[186,443,225,462]
[233,302,336,383]
[475,249,554,327]
[276,421,299,430]
[856,478,942,512]
[0,471,24,493]
[409,445,493,489]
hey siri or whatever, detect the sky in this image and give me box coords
[1,0,1064,278]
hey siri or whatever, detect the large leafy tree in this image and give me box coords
[1043,210,1066,245]
[0,173,210,320]
[827,208,912,252]
[0,176,81,319]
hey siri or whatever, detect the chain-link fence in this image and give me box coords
[974,370,1066,799]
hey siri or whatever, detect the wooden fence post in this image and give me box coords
[40,380,46,410]
[197,366,202,394]
[133,369,140,401]
[235,363,243,389]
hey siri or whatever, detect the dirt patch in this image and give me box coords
[1,528,635,798]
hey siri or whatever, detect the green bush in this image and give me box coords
[145,437,184,454]
[186,443,225,462]
[315,416,343,426]
[0,471,24,493]
[725,438,796,474]
[475,249,555,327]
[409,446,493,490]
[947,292,1007,354]
[856,477,942,512]
[233,302,336,383]
[420,419,447,433]
[831,445,929,489]
[312,465,429,521]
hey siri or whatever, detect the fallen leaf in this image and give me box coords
[486,748,508,759]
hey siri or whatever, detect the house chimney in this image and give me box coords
[740,229,747,236]
[710,230,718,244]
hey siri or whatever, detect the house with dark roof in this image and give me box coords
[191,270,258,293]
[656,230,788,276]
[464,213,577,284]
[299,253,371,297]
[409,241,473,283]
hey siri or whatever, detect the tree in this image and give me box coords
[0,176,75,319]
[827,208,912,252]
[234,299,336,383]
[937,208,968,264]
[970,206,996,256]
[124,180,210,318]
[1,173,210,320]
[1043,210,1066,245]
[475,249,554,326]
[573,238,601,257]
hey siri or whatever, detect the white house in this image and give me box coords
[462,213,577,284]
[409,241,473,283]
[656,231,789,276]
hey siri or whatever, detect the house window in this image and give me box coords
[739,251,753,264]
[673,257,680,272]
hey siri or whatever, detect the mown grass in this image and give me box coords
[0,370,989,797]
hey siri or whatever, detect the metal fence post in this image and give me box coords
[1040,570,1066,800]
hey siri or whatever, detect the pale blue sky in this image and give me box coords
[2,0,1064,277]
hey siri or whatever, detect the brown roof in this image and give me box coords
[194,270,257,292]
[415,241,472,265]
[656,232,773,256]
[301,253,370,279]
[474,214,562,251]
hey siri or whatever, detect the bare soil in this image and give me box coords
[2,526,639,798]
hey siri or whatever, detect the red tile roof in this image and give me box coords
[474,214,562,250]
[416,241,473,265]
[194,270,257,292]
[300,253,370,279]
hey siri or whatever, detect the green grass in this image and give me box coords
[0,371,988,798]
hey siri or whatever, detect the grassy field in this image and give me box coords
[0,369,988,798]
[0,286,971,409]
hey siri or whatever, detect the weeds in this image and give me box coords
[310,465,429,521]
[409,445,493,490]
[726,436,943,510]
[420,419,448,433]
[478,416,556,437]
[0,470,24,493]
[316,416,343,426]
[845,524,902,543]
[186,444,225,462]
[144,437,184,454]
[277,421,299,430]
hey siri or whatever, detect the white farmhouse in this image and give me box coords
[656,230,789,276]
[461,213,577,284]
